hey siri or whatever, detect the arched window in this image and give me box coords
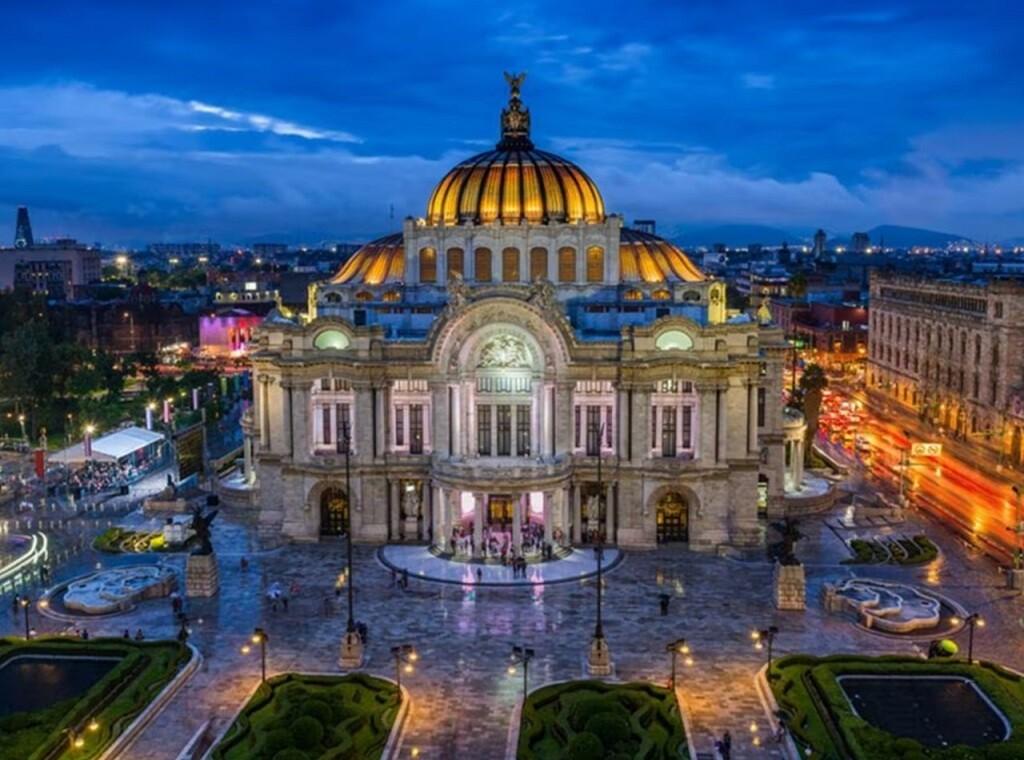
[447,247,464,280]
[382,290,400,303]
[585,245,604,282]
[558,246,576,283]
[624,288,643,301]
[502,247,520,282]
[323,292,342,304]
[419,247,437,283]
[474,247,492,282]
[529,247,548,280]
[355,290,373,302]
[653,289,672,301]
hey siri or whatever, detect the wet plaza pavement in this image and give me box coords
[3,496,1024,759]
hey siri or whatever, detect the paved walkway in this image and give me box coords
[3,496,1023,759]
[378,544,623,586]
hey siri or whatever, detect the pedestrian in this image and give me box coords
[722,730,732,759]
[322,596,331,617]
[390,568,397,587]
[282,596,289,612]
[659,593,671,616]
[12,594,20,615]
[401,569,409,589]
[122,629,130,639]
[476,568,483,584]
[81,628,90,640]
[240,556,249,571]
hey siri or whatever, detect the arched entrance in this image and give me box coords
[656,491,689,543]
[319,487,349,536]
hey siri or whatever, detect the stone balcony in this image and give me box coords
[430,455,573,491]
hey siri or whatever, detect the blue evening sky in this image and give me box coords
[1,0,1022,246]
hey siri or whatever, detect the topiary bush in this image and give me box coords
[290,716,324,750]
[303,699,333,726]
[262,728,293,754]
[584,712,632,750]
[273,749,308,760]
[565,731,603,760]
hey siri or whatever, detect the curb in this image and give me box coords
[752,663,801,760]
[104,642,202,760]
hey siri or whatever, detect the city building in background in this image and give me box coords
[244,79,789,552]
[0,207,102,298]
[867,271,1024,467]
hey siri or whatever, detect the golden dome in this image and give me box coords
[330,233,403,285]
[619,228,706,283]
[426,72,604,226]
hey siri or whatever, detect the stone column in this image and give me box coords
[389,480,401,540]
[433,485,445,550]
[748,382,759,453]
[450,383,462,457]
[606,484,616,544]
[631,384,651,462]
[697,384,718,463]
[542,382,555,458]
[513,495,523,553]
[243,434,254,484]
[543,491,553,544]
[473,493,484,558]
[555,382,574,456]
[571,486,582,544]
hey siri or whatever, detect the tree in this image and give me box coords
[798,363,828,466]
[788,272,808,299]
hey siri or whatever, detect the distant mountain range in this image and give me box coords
[662,222,977,249]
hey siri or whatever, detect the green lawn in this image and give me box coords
[211,672,400,760]
[770,654,1024,759]
[518,680,688,759]
[842,535,938,566]
[0,637,191,760]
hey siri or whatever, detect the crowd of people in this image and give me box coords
[62,460,134,494]
[446,521,557,563]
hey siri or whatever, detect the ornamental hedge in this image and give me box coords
[770,654,1024,759]
[517,680,688,759]
[211,672,399,760]
[0,637,191,760]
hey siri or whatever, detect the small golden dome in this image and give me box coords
[426,72,604,226]
[619,228,705,283]
[330,233,403,285]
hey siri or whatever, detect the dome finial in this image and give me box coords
[499,71,533,149]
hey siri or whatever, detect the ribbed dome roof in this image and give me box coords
[425,72,604,227]
[330,233,403,285]
[426,149,605,226]
[619,228,706,283]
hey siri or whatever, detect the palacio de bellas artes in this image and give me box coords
[243,76,791,557]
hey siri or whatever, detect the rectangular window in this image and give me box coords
[419,248,437,283]
[474,248,492,282]
[496,404,512,456]
[502,248,520,282]
[682,405,692,449]
[529,248,547,280]
[516,404,531,456]
[585,406,601,456]
[661,406,677,457]
[336,403,351,451]
[558,247,576,283]
[322,406,332,446]
[585,246,604,282]
[574,405,581,449]
[477,405,491,456]
[409,404,423,454]
[395,406,404,447]
[757,387,766,427]
[447,248,464,280]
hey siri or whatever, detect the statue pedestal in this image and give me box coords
[402,517,419,542]
[1008,568,1024,591]
[338,630,365,670]
[185,552,220,597]
[774,563,806,611]
[585,635,613,676]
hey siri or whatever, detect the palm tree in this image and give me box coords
[798,363,828,466]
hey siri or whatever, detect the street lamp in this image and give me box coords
[951,613,985,664]
[508,644,535,701]
[244,627,269,682]
[665,638,693,690]
[17,413,26,441]
[20,597,31,640]
[338,422,363,668]
[752,626,779,678]
[1010,486,1024,574]
[586,422,612,676]
[390,644,416,697]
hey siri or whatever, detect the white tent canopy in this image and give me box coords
[50,426,166,465]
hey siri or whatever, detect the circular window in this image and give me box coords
[313,330,350,350]
[655,330,694,352]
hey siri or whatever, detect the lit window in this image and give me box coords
[313,330,350,350]
[474,248,492,282]
[502,247,520,282]
[558,247,576,283]
[655,330,694,351]
[419,247,437,283]
[585,246,604,282]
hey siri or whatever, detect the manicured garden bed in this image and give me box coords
[517,679,688,759]
[770,654,1024,759]
[93,526,188,553]
[211,672,400,760]
[0,636,191,760]
[843,535,938,566]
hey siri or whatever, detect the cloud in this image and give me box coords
[186,100,360,143]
